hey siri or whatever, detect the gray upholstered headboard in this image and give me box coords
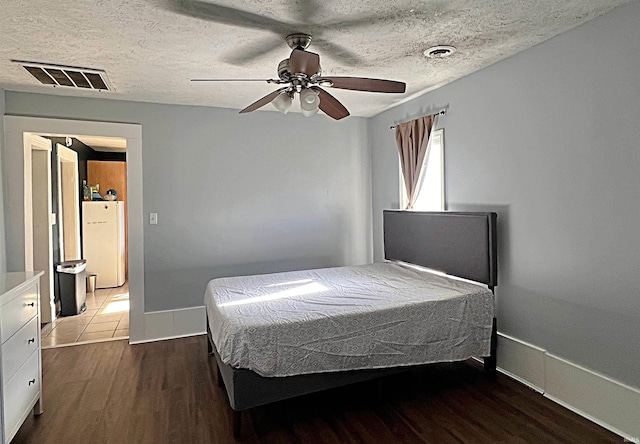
[383,210,498,287]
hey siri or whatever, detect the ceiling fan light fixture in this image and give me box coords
[301,104,320,117]
[272,91,293,114]
[300,88,320,105]
[300,89,320,117]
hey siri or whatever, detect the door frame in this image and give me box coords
[3,116,145,343]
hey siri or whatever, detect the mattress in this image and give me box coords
[204,262,494,377]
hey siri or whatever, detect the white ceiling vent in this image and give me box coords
[424,46,457,59]
[14,60,113,91]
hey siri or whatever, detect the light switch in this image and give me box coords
[149,213,158,225]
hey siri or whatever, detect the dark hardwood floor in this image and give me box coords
[13,336,621,443]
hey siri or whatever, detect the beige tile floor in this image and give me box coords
[41,282,129,348]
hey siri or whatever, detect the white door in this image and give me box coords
[30,135,55,323]
[56,144,81,261]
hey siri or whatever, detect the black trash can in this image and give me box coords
[56,260,87,316]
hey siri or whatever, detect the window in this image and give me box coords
[400,128,445,211]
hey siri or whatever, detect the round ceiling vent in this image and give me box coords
[424,45,456,58]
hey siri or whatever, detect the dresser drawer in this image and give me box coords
[0,282,38,341]
[3,351,40,441]
[2,316,39,382]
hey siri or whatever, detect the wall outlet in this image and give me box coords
[149,213,158,225]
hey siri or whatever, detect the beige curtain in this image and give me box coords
[395,115,434,209]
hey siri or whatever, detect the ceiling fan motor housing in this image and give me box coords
[277,59,290,80]
[285,33,312,50]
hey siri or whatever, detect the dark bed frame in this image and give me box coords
[207,210,498,438]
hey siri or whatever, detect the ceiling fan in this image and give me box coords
[192,33,406,120]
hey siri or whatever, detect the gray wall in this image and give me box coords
[5,93,372,311]
[370,1,640,389]
[0,88,5,272]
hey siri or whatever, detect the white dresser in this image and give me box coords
[0,272,44,444]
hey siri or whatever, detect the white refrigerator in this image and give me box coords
[82,201,125,288]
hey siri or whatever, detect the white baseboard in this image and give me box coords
[129,306,206,344]
[496,332,545,393]
[497,333,640,440]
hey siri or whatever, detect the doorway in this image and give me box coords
[41,137,130,346]
[3,116,145,343]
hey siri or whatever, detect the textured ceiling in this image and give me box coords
[0,0,632,118]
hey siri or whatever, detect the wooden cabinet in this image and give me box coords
[0,272,44,444]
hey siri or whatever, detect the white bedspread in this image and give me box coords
[204,262,494,377]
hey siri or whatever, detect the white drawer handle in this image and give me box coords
[25,302,35,307]
[28,379,36,386]
[28,338,35,344]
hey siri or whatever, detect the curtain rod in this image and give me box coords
[389,109,447,129]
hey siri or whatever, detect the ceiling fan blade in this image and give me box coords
[239,87,288,114]
[319,77,406,93]
[221,38,283,65]
[313,39,364,66]
[165,0,291,33]
[322,3,450,30]
[311,87,350,120]
[289,48,320,76]
[191,78,276,82]
[297,0,319,23]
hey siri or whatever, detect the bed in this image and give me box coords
[204,210,498,437]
